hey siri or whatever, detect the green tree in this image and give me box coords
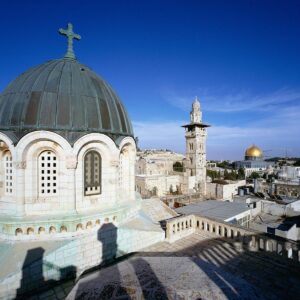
[207,169,218,180]
[217,161,232,169]
[249,172,260,179]
[237,168,245,179]
[294,160,300,166]
[224,168,229,179]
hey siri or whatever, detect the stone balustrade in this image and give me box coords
[161,193,203,207]
[166,214,300,263]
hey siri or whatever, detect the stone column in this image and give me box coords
[14,161,26,217]
[221,226,225,237]
[110,160,119,204]
[66,155,78,212]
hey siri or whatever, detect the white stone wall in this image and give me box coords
[0,220,165,299]
[136,174,183,198]
[206,180,245,201]
[0,131,136,219]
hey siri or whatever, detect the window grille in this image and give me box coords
[38,151,57,196]
[4,152,12,195]
[84,151,101,195]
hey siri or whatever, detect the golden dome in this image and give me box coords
[245,145,263,157]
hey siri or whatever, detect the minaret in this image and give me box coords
[182,97,210,195]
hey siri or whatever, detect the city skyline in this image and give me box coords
[1,0,299,159]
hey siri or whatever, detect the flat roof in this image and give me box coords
[175,200,251,221]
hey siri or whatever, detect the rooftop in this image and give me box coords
[175,200,251,221]
[53,232,300,299]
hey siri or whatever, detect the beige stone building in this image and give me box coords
[135,98,210,198]
[206,179,246,201]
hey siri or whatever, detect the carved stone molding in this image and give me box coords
[66,155,78,169]
[110,160,119,167]
[13,161,26,169]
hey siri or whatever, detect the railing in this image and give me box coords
[161,193,203,207]
[165,214,300,262]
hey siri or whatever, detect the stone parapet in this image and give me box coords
[166,214,300,262]
[0,201,140,240]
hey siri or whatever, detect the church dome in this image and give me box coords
[0,58,133,145]
[245,145,263,159]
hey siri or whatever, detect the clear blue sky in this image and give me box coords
[1,0,300,160]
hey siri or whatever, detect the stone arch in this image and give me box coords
[18,135,68,216]
[49,226,56,234]
[119,137,136,202]
[27,227,34,235]
[60,225,67,233]
[74,134,119,212]
[0,132,16,158]
[0,135,15,201]
[76,224,83,231]
[86,221,92,229]
[73,133,118,158]
[38,227,45,234]
[16,131,72,161]
[15,228,23,236]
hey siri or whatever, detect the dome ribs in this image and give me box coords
[0,59,134,144]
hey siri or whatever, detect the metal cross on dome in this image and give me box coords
[58,23,81,59]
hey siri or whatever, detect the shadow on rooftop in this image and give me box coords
[15,247,77,299]
[68,231,300,300]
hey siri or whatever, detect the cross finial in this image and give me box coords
[58,23,81,59]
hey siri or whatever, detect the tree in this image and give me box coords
[224,168,229,179]
[237,168,245,179]
[207,169,218,180]
[217,161,232,169]
[294,160,300,167]
[249,172,260,179]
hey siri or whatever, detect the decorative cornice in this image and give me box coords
[13,161,26,169]
[66,155,78,169]
[110,160,119,167]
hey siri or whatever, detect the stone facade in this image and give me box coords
[206,180,246,201]
[255,178,300,198]
[135,98,209,198]
[0,131,138,237]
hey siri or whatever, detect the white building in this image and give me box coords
[206,180,246,201]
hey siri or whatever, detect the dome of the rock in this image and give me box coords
[0,58,133,144]
[245,145,263,160]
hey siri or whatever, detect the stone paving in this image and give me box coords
[30,232,300,300]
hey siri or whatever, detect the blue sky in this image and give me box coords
[0,0,300,159]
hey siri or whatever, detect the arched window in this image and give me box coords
[38,151,57,196]
[84,151,101,195]
[4,152,12,195]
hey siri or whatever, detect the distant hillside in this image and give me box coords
[265,157,300,162]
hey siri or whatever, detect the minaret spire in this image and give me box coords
[58,23,81,59]
[190,96,202,123]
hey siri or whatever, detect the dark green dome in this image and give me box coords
[0,58,133,145]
